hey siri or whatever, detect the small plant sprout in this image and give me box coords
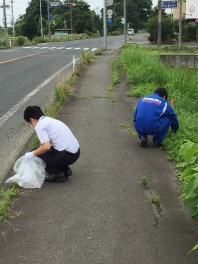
[150,194,161,204]
[119,123,128,129]
[141,176,149,188]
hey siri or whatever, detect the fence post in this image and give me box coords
[73,55,76,70]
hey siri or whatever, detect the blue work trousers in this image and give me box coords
[135,117,172,144]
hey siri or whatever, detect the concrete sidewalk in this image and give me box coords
[0,50,198,263]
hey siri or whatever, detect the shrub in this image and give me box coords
[16,36,25,46]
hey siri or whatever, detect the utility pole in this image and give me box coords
[40,0,43,37]
[157,0,162,46]
[47,0,51,38]
[178,0,182,47]
[3,0,8,43]
[70,6,73,34]
[103,0,107,49]
[11,0,15,37]
[123,0,126,44]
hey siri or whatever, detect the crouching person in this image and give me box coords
[23,106,80,182]
[134,87,179,147]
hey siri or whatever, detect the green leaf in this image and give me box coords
[183,196,198,207]
[184,174,198,198]
[179,141,197,163]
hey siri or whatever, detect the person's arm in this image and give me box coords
[32,141,51,156]
[167,104,179,132]
[24,141,51,159]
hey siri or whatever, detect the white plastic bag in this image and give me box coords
[5,156,46,188]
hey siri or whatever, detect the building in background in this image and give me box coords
[172,1,186,20]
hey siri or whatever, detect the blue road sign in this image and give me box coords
[107,18,112,24]
[162,1,177,8]
[49,14,54,20]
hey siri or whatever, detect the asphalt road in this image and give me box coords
[1,50,198,264]
[0,35,137,181]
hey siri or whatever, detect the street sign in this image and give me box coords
[0,5,10,8]
[161,1,177,8]
[107,18,113,24]
[49,14,54,20]
[121,17,125,24]
[186,0,198,19]
[107,9,113,17]
[50,2,59,7]
[106,0,113,7]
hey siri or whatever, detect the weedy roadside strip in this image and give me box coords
[0,51,98,221]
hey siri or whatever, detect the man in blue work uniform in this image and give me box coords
[23,106,80,181]
[134,87,179,147]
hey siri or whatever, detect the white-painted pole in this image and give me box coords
[103,0,107,49]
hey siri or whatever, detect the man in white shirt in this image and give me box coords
[23,106,80,182]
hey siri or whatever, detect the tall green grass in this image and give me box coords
[120,45,198,160]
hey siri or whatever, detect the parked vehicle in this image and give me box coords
[127,28,135,36]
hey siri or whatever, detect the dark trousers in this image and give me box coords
[37,147,80,175]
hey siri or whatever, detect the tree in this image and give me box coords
[53,1,102,34]
[15,0,48,39]
[15,0,102,38]
[108,0,152,32]
[146,8,175,43]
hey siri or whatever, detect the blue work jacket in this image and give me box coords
[134,93,179,134]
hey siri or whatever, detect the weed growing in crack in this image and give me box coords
[149,194,161,204]
[141,176,149,189]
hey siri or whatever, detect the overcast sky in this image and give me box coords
[0,0,158,28]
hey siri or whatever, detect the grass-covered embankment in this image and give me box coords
[119,45,198,218]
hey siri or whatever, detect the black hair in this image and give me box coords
[24,106,44,122]
[154,87,168,100]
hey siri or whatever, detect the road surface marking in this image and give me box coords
[0,51,49,65]
[0,58,80,127]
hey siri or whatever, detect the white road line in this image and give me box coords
[0,59,79,127]
[83,48,89,50]
[56,47,65,49]
[48,47,56,49]
[65,47,73,49]
[92,48,98,51]
[74,47,81,50]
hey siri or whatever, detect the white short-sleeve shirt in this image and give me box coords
[34,116,80,153]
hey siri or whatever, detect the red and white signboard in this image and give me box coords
[186,0,198,19]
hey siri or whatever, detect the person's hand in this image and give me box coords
[170,99,174,106]
[24,152,34,160]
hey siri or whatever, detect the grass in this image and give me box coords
[141,176,149,189]
[120,45,198,161]
[149,194,161,204]
[0,183,20,221]
[119,123,137,137]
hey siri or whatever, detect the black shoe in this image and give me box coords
[140,138,148,147]
[45,172,65,182]
[64,168,73,177]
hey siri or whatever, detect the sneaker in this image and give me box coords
[45,172,65,182]
[140,138,148,148]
